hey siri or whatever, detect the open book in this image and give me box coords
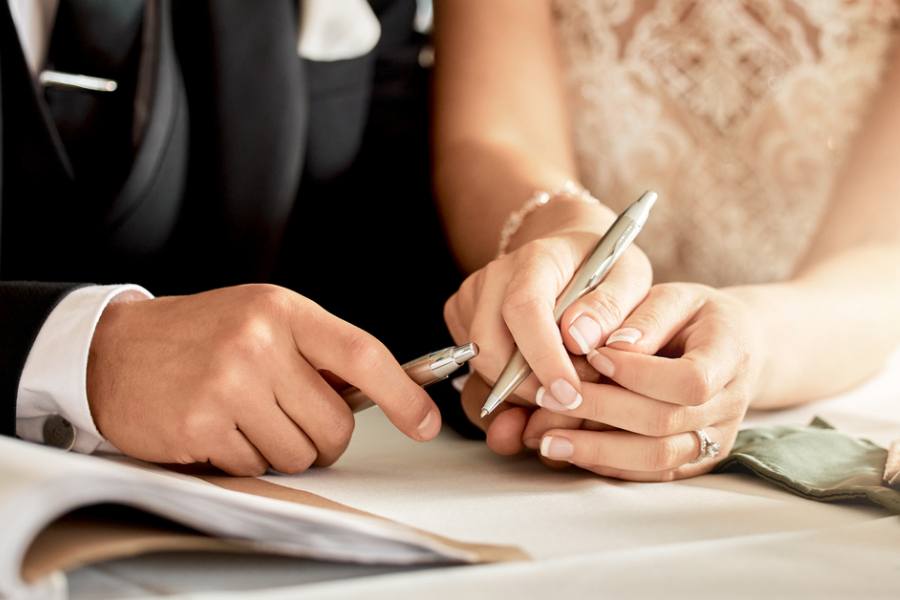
[0,436,526,599]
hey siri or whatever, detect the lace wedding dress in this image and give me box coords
[553,0,899,285]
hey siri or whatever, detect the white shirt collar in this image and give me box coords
[7,0,58,74]
[7,0,381,76]
[298,0,381,62]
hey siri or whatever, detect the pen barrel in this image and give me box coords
[481,350,531,414]
[481,190,656,417]
[552,213,638,322]
[343,388,376,413]
[341,344,477,414]
[342,356,442,414]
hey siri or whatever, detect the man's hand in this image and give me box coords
[86,284,441,475]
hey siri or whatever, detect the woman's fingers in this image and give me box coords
[519,408,584,469]
[498,238,583,407]
[600,282,707,355]
[538,427,726,472]
[446,234,649,416]
[560,247,653,356]
[587,322,744,407]
[573,422,741,481]
[576,461,719,482]
[461,371,534,454]
[521,408,584,449]
[536,381,741,437]
[486,407,532,455]
[461,371,501,429]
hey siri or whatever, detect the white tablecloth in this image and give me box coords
[69,353,900,599]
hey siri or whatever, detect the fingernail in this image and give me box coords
[417,410,440,439]
[606,327,642,346]
[541,379,582,410]
[535,386,577,411]
[568,314,603,354]
[540,436,574,460]
[587,350,615,378]
[523,437,541,450]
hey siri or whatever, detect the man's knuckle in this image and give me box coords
[229,460,268,477]
[180,409,219,446]
[273,449,317,475]
[229,314,277,359]
[247,284,292,313]
[343,332,387,367]
[331,415,356,449]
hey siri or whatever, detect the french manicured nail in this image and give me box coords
[568,314,603,354]
[587,350,615,378]
[536,380,582,411]
[540,436,574,460]
[535,386,576,411]
[417,410,439,439]
[606,327,642,346]
[523,438,541,450]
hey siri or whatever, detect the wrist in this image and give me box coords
[722,283,802,407]
[86,292,149,437]
[506,193,618,253]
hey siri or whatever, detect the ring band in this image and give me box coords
[690,429,721,464]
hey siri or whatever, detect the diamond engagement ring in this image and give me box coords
[690,429,721,464]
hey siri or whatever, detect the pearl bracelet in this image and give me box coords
[496,180,600,256]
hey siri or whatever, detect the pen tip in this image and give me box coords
[479,409,489,419]
[639,190,658,209]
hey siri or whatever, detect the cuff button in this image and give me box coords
[43,415,76,451]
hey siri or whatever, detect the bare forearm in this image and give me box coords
[729,242,900,408]
[432,0,582,272]
[434,141,575,272]
[733,43,900,407]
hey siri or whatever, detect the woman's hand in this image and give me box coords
[519,283,767,480]
[444,200,652,442]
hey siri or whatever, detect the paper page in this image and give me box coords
[0,436,524,599]
[262,357,900,562]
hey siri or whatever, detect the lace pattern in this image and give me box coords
[553,0,899,285]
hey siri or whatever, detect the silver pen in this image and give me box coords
[343,343,479,412]
[480,191,658,418]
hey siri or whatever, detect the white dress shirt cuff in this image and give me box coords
[15,284,153,454]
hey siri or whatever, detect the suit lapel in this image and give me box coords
[0,0,78,278]
[170,0,308,284]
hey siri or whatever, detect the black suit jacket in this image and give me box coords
[0,0,464,438]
